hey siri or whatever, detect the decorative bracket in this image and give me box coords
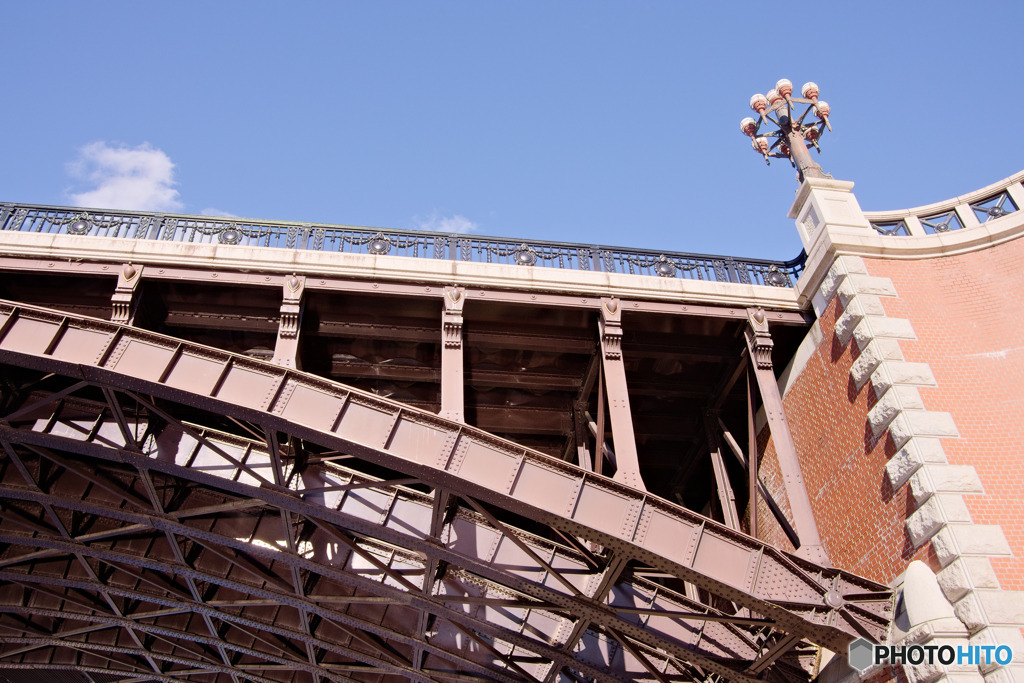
[745,307,774,369]
[442,286,465,350]
[279,274,305,340]
[599,298,623,360]
[111,263,143,325]
[272,274,305,369]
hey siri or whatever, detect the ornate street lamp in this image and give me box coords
[740,79,831,182]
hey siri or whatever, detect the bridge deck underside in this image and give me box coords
[0,301,890,682]
[0,270,808,512]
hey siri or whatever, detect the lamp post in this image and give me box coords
[741,79,831,183]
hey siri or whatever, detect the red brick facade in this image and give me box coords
[864,237,1024,592]
[757,230,1024,596]
[755,290,936,584]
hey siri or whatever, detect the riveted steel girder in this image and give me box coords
[0,300,891,682]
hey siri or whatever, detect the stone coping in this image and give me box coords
[862,171,1024,223]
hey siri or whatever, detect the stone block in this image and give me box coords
[889,412,959,449]
[851,340,905,389]
[934,494,973,523]
[910,466,984,503]
[811,289,830,318]
[837,254,868,276]
[847,273,898,297]
[853,316,916,348]
[904,661,945,683]
[887,446,926,490]
[954,525,1012,557]
[893,385,926,409]
[971,626,1024,669]
[835,298,866,346]
[907,494,973,548]
[916,437,950,463]
[818,262,849,304]
[872,382,921,409]
[984,664,1024,683]
[836,278,859,309]
[868,390,903,436]
[937,559,972,603]
[907,496,949,547]
[931,464,982,494]
[976,591,1024,627]
[932,525,1013,568]
[955,592,987,633]
[855,293,887,316]
[948,674,989,683]
[937,558,1001,603]
[871,361,937,393]
[928,637,987,676]
[869,386,927,437]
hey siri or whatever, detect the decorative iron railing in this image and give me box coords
[864,172,1024,237]
[0,202,805,287]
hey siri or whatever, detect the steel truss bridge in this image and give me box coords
[0,203,890,682]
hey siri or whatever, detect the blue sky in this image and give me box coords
[2,2,1021,261]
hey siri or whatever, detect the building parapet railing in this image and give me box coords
[0,202,804,288]
[863,170,1024,237]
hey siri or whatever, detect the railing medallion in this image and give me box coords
[367,233,392,255]
[654,255,677,278]
[765,265,790,287]
[513,244,537,266]
[67,215,92,235]
[218,227,242,244]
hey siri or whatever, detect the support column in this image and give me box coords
[272,274,305,370]
[583,410,618,472]
[111,263,143,325]
[439,286,465,422]
[746,367,758,539]
[598,298,644,491]
[573,403,594,471]
[704,411,740,530]
[745,307,829,564]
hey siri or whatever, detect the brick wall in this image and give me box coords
[754,283,936,585]
[864,237,1024,592]
[757,229,1024,681]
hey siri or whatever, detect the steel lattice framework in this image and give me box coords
[0,300,890,682]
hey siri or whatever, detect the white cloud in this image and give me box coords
[67,142,183,212]
[414,211,479,234]
[200,208,238,217]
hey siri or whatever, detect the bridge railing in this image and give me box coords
[863,171,1024,237]
[0,202,804,287]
